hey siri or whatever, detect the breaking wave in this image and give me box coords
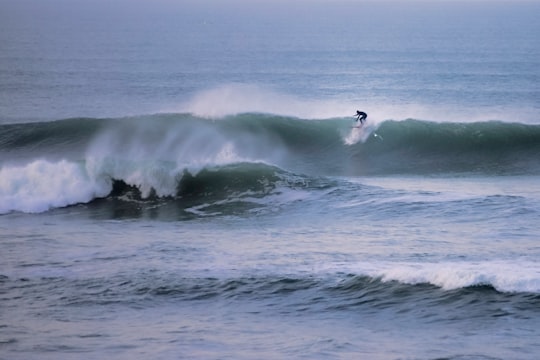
[1,113,539,214]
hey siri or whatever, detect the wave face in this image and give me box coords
[362,119,540,175]
[1,114,539,213]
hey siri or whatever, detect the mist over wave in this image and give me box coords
[172,83,539,124]
[176,84,353,120]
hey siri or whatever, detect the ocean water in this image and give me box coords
[1,1,540,359]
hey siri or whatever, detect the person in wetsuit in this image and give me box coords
[355,110,367,125]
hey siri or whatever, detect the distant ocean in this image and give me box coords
[1,1,539,359]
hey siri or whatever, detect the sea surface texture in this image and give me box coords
[1,1,539,359]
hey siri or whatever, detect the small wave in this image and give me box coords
[6,266,537,317]
[327,259,540,294]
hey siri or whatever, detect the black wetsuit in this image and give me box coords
[356,111,367,124]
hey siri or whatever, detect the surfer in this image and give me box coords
[355,110,367,125]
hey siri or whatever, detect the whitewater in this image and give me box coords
[1,0,540,359]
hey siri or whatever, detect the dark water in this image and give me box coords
[1,1,540,359]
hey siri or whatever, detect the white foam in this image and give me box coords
[312,258,540,293]
[360,260,540,293]
[85,156,180,198]
[0,143,258,214]
[343,123,381,145]
[0,160,111,214]
[83,115,259,198]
